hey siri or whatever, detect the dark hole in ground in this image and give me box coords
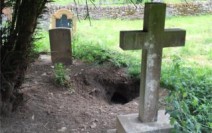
[111,92,129,104]
[77,67,140,105]
[97,79,140,105]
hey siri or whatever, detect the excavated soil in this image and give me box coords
[0,55,167,133]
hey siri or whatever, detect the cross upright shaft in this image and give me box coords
[120,3,186,122]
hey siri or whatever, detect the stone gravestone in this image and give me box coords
[49,9,76,65]
[49,28,72,65]
[50,9,76,33]
[113,3,186,133]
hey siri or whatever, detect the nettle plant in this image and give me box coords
[161,56,212,133]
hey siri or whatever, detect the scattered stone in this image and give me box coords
[42,73,47,76]
[31,115,35,120]
[64,75,70,81]
[90,122,97,129]
[57,127,67,132]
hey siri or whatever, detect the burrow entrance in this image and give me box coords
[97,79,140,105]
[73,64,140,105]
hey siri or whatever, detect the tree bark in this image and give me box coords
[1,0,48,116]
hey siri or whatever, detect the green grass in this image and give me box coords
[163,0,207,4]
[75,15,212,67]
[33,30,50,53]
[53,0,207,5]
[53,0,72,5]
[34,15,212,69]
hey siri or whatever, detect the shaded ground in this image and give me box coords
[0,55,167,133]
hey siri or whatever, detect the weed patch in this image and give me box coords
[54,63,73,92]
[73,36,130,67]
[161,56,212,132]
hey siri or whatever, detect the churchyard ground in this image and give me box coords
[34,14,212,132]
[1,13,211,133]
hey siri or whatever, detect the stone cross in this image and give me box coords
[120,3,186,122]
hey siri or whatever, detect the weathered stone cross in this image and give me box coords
[120,3,186,122]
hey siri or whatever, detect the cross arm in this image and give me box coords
[120,30,148,50]
[162,29,186,47]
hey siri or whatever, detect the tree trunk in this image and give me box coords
[1,0,48,116]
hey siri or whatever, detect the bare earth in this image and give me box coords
[0,55,167,133]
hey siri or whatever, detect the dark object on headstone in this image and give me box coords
[56,14,72,28]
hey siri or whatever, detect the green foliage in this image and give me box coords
[54,63,66,86]
[54,63,72,91]
[35,16,212,68]
[161,56,212,132]
[73,35,142,79]
[53,0,208,6]
[126,58,140,78]
[73,35,130,67]
[136,0,145,4]
[33,30,50,53]
[208,49,212,60]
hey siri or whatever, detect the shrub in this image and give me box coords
[162,56,212,133]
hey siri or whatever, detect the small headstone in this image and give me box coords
[49,28,72,65]
[49,9,76,65]
[50,9,76,33]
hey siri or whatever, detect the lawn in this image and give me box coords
[73,15,212,80]
[76,15,212,66]
[54,0,208,5]
[35,15,212,68]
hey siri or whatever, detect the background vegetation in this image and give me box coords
[54,0,209,5]
[34,15,212,69]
